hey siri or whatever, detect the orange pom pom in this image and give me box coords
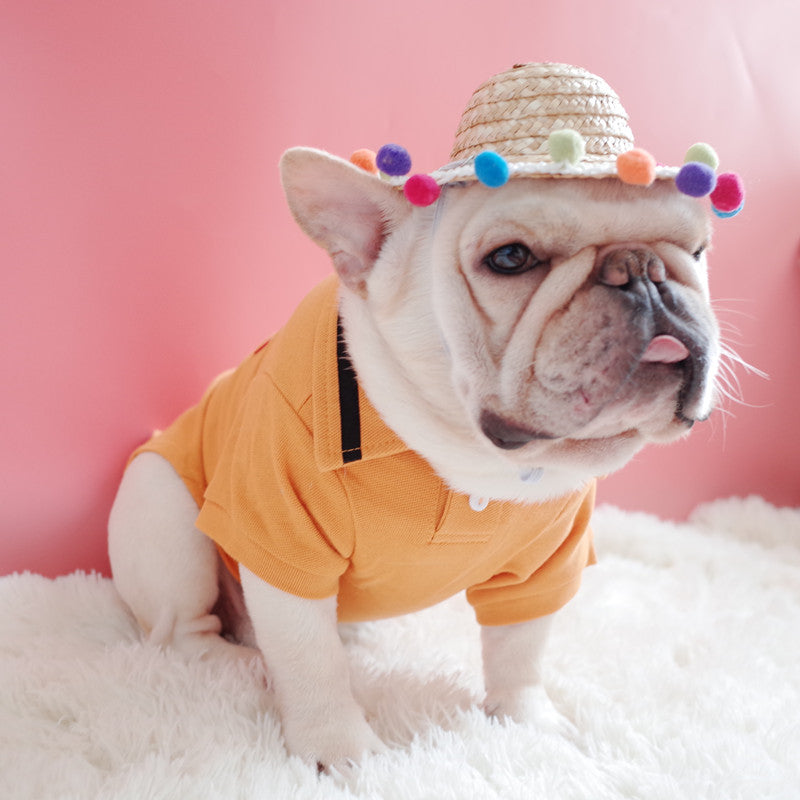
[616,148,657,186]
[350,149,378,174]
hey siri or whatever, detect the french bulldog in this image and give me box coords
[108,143,720,767]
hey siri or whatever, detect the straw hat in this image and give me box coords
[449,63,633,163]
[351,62,744,216]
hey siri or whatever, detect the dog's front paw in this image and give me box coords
[484,685,576,738]
[281,702,386,768]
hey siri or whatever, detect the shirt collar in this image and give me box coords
[312,279,409,472]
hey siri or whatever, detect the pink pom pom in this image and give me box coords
[403,174,441,206]
[710,172,744,213]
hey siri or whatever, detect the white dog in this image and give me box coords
[108,64,734,767]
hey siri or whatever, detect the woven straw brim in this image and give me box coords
[423,157,679,186]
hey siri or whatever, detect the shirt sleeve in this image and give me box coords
[466,483,596,626]
[196,373,354,600]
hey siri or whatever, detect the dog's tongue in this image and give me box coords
[641,334,689,364]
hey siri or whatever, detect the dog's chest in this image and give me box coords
[343,449,507,548]
[188,278,593,625]
[328,448,587,622]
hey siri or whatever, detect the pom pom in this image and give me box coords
[474,151,509,187]
[712,204,743,219]
[349,148,378,174]
[403,174,441,206]
[616,148,657,186]
[675,162,717,197]
[710,172,745,213]
[684,142,719,170]
[376,144,412,177]
[548,129,586,165]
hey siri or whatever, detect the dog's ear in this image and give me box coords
[280,147,411,294]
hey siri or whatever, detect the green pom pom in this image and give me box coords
[684,142,719,170]
[548,129,586,165]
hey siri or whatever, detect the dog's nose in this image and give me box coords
[597,247,666,287]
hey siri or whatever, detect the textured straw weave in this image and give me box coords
[449,63,634,164]
[383,62,680,187]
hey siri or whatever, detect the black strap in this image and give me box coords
[336,317,362,464]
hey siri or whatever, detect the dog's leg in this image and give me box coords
[482,615,573,734]
[240,566,385,766]
[108,452,253,662]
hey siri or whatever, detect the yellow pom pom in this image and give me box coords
[684,143,719,170]
[548,129,586,165]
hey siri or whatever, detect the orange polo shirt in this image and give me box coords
[133,275,596,626]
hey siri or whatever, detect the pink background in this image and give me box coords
[2,1,799,578]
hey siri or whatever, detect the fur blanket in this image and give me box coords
[2,497,798,799]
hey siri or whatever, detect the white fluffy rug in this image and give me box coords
[2,497,799,800]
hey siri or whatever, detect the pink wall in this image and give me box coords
[2,1,799,578]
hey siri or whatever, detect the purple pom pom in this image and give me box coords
[376,144,412,177]
[675,162,717,198]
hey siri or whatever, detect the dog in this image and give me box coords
[108,63,730,767]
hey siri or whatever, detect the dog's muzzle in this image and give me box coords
[597,246,711,425]
[479,246,714,452]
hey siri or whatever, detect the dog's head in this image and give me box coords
[281,148,721,498]
[428,176,719,471]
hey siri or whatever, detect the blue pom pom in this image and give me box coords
[474,151,509,187]
[675,162,717,198]
[376,144,412,177]
[712,202,744,219]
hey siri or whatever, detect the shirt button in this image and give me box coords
[469,495,489,512]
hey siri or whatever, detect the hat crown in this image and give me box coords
[449,63,634,163]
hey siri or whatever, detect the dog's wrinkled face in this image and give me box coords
[281,148,721,494]
[430,178,718,473]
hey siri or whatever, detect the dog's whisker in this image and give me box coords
[712,339,768,415]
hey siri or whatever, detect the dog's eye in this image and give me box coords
[484,243,541,275]
[692,245,706,261]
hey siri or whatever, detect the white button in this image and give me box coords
[520,467,544,484]
[469,495,489,512]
